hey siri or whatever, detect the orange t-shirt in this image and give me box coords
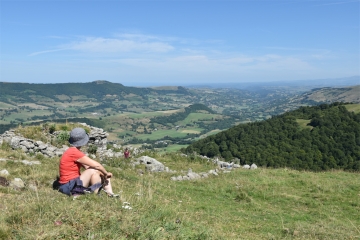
[59,147,85,184]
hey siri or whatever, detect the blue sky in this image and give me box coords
[1,0,359,86]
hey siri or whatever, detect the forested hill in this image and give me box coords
[0,81,190,103]
[184,103,360,171]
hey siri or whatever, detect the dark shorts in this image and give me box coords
[58,177,102,196]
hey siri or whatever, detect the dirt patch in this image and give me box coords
[181,130,201,134]
[0,176,9,186]
[156,109,182,114]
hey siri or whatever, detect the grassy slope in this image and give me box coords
[0,149,359,239]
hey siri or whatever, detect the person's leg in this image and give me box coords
[103,178,114,195]
[80,169,101,189]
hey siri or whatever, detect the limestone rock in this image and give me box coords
[10,178,25,190]
[250,163,258,170]
[243,164,250,169]
[0,169,9,176]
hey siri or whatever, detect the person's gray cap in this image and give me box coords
[69,128,89,147]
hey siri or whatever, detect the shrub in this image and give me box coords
[87,145,98,155]
[56,131,70,146]
[35,153,45,160]
[49,124,56,134]
[60,125,69,131]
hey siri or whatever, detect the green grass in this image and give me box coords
[181,113,220,125]
[126,111,168,119]
[136,129,190,141]
[161,144,189,153]
[296,119,312,130]
[0,148,359,239]
[345,103,360,114]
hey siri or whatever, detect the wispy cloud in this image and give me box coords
[29,34,175,56]
[29,48,69,56]
[67,37,174,53]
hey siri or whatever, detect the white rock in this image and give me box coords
[0,169,9,176]
[243,164,250,169]
[250,163,258,170]
[10,178,25,189]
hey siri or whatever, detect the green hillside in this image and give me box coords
[184,103,360,171]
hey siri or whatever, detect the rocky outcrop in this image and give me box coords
[0,123,128,160]
[0,130,68,158]
[82,123,109,152]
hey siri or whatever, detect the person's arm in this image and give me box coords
[76,156,112,178]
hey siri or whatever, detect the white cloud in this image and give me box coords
[67,37,174,53]
[29,35,175,56]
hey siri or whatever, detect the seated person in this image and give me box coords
[58,127,118,197]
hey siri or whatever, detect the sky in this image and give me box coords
[0,0,359,87]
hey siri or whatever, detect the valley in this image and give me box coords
[1,81,359,152]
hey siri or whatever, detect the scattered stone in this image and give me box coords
[250,163,258,170]
[176,176,183,181]
[9,178,25,190]
[187,172,201,180]
[0,169,9,176]
[20,160,41,166]
[200,173,208,178]
[243,164,251,169]
[28,183,38,192]
[136,156,165,172]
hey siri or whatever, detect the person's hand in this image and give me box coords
[106,172,113,178]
